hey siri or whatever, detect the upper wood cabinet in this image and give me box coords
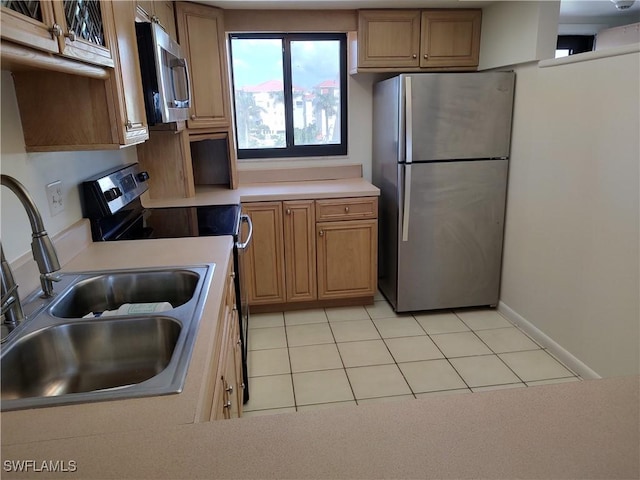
[175,2,231,131]
[10,0,148,151]
[352,9,482,72]
[136,0,177,42]
[356,10,421,69]
[1,0,115,68]
[420,10,481,68]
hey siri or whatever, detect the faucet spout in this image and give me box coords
[1,175,61,298]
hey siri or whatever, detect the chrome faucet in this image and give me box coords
[1,175,61,305]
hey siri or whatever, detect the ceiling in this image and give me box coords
[196,0,640,32]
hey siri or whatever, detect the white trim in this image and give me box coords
[539,42,640,68]
[498,301,601,380]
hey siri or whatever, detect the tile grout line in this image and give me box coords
[282,314,299,412]
[324,307,360,405]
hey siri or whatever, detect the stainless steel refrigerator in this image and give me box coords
[372,72,515,312]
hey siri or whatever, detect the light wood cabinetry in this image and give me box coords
[419,10,481,68]
[356,10,421,69]
[244,197,378,310]
[175,2,231,131]
[1,0,115,68]
[9,0,149,151]
[317,219,377,300]
[243,202,286,305]
[136,0,177,42]
[283,201,317,303]
[352,9,481,72]
[205,251,243,421]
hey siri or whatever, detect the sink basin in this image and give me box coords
[2,317,181,400]
[51,269,200,318]
[0,264,214,411]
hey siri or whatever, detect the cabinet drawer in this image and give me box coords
[315,197,378,221]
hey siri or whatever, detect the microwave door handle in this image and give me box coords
[236,214,253,250]
[169,58,191,108]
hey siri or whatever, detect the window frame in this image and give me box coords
[228,32,348,160]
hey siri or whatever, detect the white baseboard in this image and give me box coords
[498,301,601,380]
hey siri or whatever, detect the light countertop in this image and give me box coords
[1,376,638,479]
[141,178,380,208]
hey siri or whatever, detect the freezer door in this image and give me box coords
[404,72,515,161]
[396,160,508,312]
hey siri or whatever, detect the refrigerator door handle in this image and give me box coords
[402,164,411,242]
[405,76,413,164]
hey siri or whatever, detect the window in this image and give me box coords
[229,33,347,159]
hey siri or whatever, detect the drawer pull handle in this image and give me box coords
[344,206,350,213]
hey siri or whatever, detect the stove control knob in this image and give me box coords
[136,171,150,182]
[103,187,122,202]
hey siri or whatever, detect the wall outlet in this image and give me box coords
[46,181,64,217]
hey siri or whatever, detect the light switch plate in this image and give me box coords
[46,180,64,216]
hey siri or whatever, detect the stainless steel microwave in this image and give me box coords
[135,22,191,125]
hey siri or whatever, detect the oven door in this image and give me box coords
[236,214,253,403]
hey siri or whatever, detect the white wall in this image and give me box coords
[0,71,136,263]
[479,1,560,70]
[236,74,376,182]
[501,49,640,377]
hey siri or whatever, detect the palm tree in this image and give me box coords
[312,90,338,142]
[235,90,266,148]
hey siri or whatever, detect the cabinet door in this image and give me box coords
[243,202,286,305]
[283,200,316,303]
[420,10,481,68]
[110,0,148,146]
[0,0,60,53]
[317,220,377,300]
[51,0,115,67]
[357,10,420,68]
[175,2,230,130]
[154,1,176,42]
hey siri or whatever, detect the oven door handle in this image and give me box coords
[236,214,253,250]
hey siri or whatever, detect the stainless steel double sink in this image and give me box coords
[1,264,215,411]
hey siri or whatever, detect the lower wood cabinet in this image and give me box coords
[243,197,378,309]
[317,219,377,300]
[205,250,243,421]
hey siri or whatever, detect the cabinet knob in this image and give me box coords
[126,120,133,129]
[65,29,76,42]
[344,206,350,213]
[190,114,196,120]
[223,400,232,409]
[225,384,234,393]
[319,230,324,237]
[230,272,235,279]
[49,23,63,38]
[424,54,429,59]
[286,208,291,215]
[412,54,417,59]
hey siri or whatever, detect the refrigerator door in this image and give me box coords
[396,160,508,312]
[403,72,515,161]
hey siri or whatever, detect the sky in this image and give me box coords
[230,37,340,91]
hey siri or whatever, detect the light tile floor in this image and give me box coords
[242,294,581,417]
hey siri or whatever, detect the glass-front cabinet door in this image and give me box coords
[52,0,114,67]
[0,0,60,53]
[0,0,114,67]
